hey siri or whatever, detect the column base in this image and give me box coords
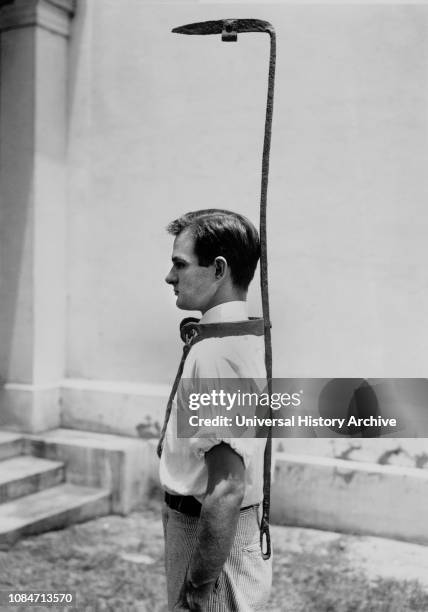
[0,383,60,433]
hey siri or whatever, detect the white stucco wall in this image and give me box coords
[66,1,428,387]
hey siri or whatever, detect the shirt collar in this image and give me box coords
[200,301,249,324]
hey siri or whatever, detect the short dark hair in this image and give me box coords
[167,209,260,290]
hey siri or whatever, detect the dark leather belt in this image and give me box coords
[165,492,259,517]
[165,492,202,516]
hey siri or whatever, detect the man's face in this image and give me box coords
[165,229,217,313]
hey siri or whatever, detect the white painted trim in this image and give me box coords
[4,382,61,392]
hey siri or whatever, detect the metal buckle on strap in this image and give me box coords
[184,327,198,345]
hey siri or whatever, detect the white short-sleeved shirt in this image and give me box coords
[159,301,267,506]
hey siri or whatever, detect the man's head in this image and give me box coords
[165,209,260,313]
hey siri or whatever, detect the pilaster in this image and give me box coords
[0,0,75,431]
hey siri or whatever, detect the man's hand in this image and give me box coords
[180,442,245,610]
[173,578,211,611]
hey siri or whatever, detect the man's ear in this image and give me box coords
[214,256,227,280]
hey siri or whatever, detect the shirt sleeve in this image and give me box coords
[190,436,263,472]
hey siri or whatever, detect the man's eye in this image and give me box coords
[175,262,185,269]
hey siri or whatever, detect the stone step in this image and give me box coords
[0,482,111,550]
[0,455,64,504]
[26,428,159,514]
[0,431,25,461]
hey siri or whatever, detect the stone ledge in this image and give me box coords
[276,438,428,470]
[271,452,428,545]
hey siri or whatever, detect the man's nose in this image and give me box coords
[165,267,176,285]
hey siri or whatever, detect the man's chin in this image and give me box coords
[176,297,199,312]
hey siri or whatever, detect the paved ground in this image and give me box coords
[0,504,428,611]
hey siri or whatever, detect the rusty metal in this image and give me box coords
[172,17,276,561]
[172,18,273,37]
[156,328,196,459]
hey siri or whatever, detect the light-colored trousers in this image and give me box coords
[162,503,272,611]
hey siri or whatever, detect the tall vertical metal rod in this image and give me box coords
[259,26,276,560]
[170,17,277,561]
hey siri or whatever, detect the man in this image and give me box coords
[159,209,272,611]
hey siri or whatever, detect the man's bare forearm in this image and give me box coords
[188,485,243,589]
[175,443,245,611]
